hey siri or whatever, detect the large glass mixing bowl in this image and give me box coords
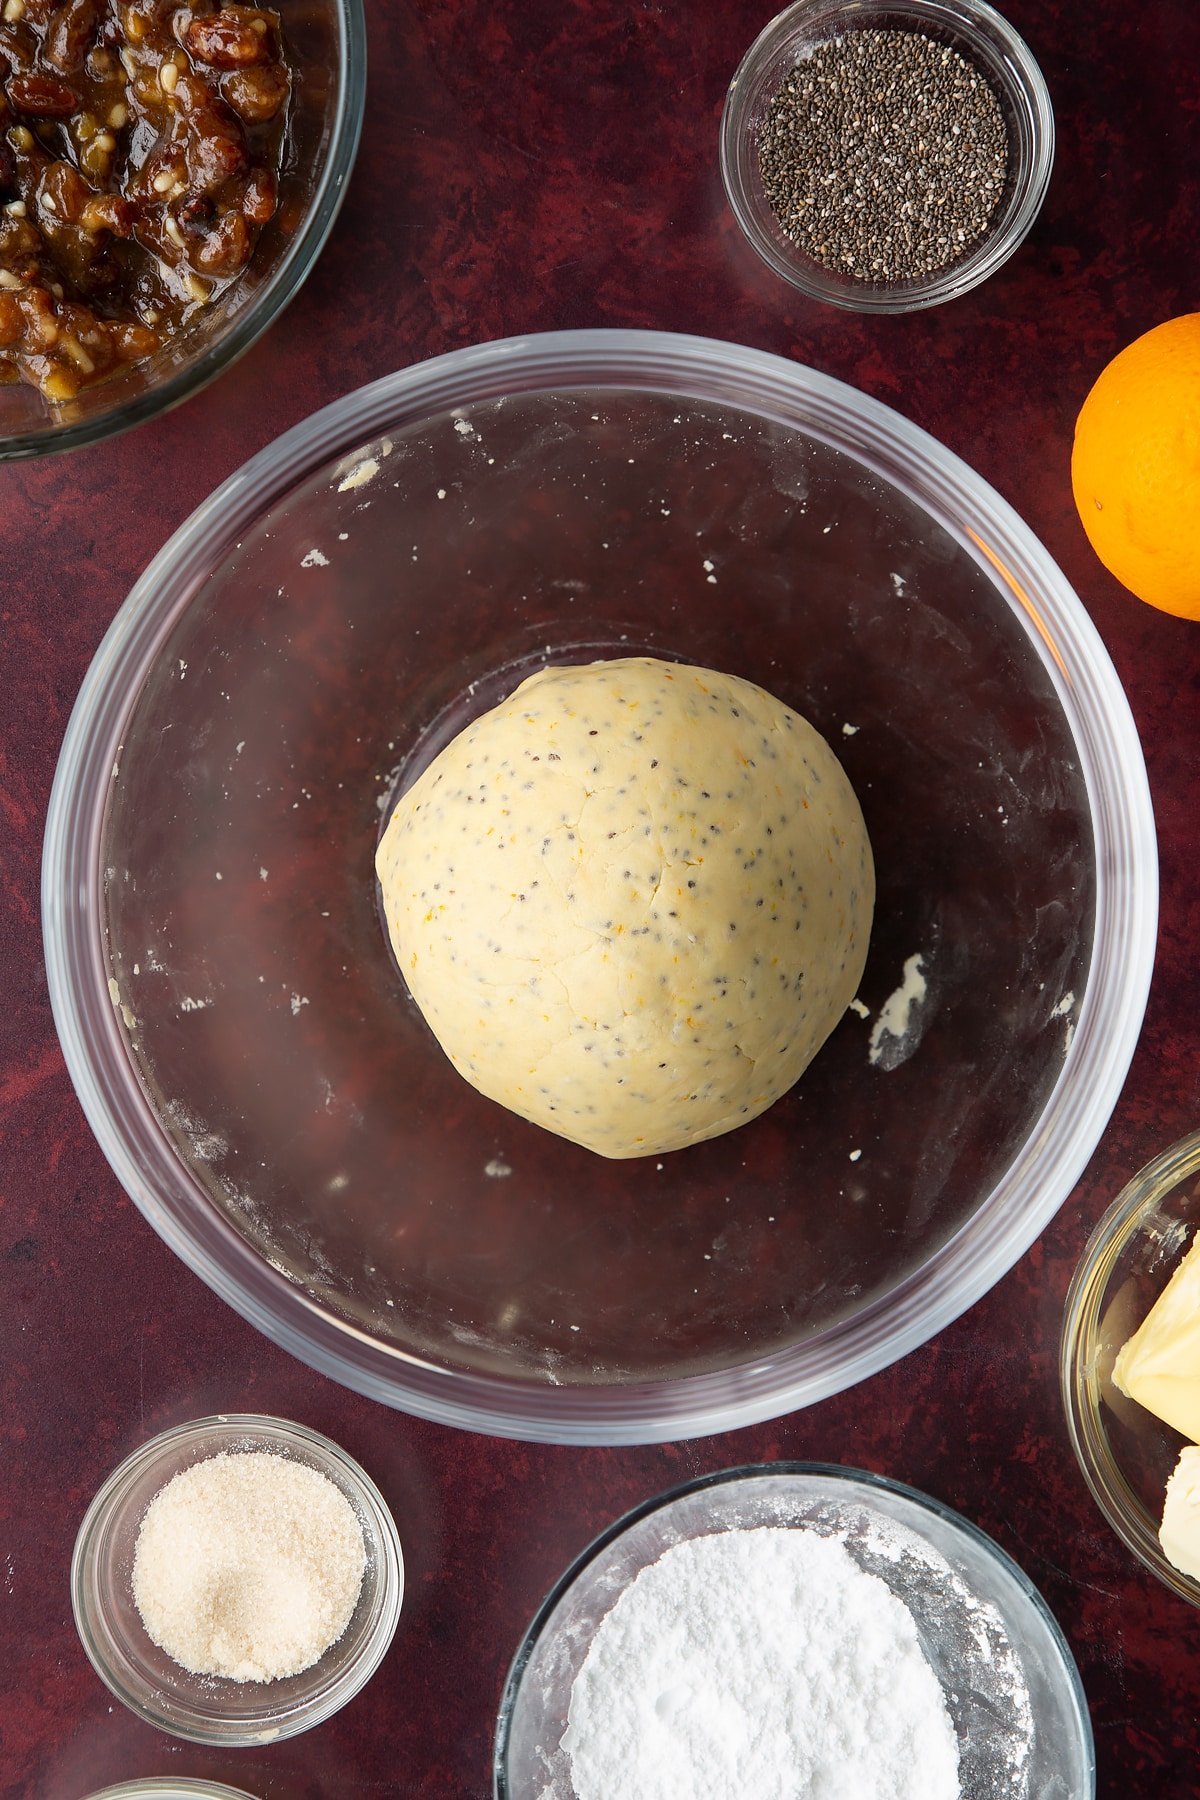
[42,330,1156,1443]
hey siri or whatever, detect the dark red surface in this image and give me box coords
[1,3,1198,1796]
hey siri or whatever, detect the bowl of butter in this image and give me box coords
[1062,1131,1200,1601]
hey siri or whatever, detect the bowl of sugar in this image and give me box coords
[494,1463,1094,1799]
[71,1414,403,1744]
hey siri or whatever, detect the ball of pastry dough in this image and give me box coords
[376,657,874,1158]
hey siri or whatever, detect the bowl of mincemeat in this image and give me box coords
[0,0,365,458]
[43,328,1154,1443]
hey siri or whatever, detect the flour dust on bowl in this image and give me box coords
[43,330,1155,1444]
[493,1464,1095,1799]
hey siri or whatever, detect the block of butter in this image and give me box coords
[1161,1447,1200,1583]
[1113,1230,1200,1441]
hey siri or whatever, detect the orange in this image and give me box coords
[1070,313,1200,621]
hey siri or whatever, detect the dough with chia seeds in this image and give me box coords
[376,657,874,1158]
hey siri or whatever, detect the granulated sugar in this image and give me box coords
[131,1450,366,1682]
[562,1526,960,1800]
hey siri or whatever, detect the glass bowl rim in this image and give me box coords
[70,1411,404,1745]
[1060,1130,1200,1605]
[84,1785,261,1800]
[719,0,1056,313]
[42,325,1157,1445]
[0,0,367,464]
[491,1458,1095,1797]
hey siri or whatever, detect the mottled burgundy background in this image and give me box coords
[2,2,1198,1796]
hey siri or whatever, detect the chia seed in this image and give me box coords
[757,28,1010,282]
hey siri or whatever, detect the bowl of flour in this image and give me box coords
[494,1462,1094,1800]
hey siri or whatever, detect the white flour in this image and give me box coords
[562,1527,960,1800]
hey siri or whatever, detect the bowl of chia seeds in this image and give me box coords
[720,0,1054,312]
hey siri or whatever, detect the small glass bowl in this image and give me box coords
[494,1463,1094,1798]
[85,1785,258,1800]
[71,1414,403,1745]
[0,0,365,462]
[720,0,1054,312]
[1061,1131,1200,1606]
